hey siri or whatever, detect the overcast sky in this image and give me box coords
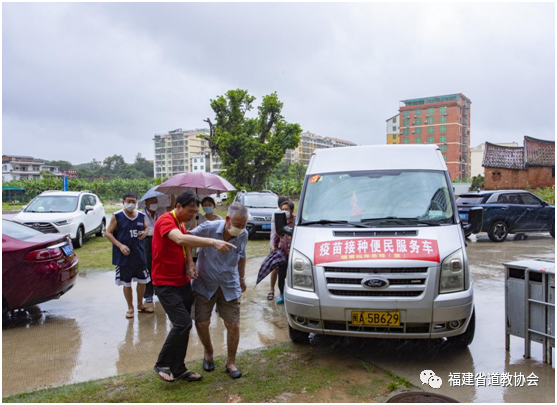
[2,2,555,164]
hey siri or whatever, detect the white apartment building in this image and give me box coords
[2,155,62,182]
[153,128,223,178]
[283,131,357,166]
[386,114,400,144]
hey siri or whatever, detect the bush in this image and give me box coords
[534,185,555,205]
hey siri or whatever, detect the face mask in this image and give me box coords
[284,211,291,218]
[148,204,158,211]
[203,206,214,214]
[124,203,136,212]
[228,225,244,237]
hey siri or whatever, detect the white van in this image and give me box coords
[276,145,483,347]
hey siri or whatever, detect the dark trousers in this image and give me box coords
[278,260,288,295]
[155,283,194,376]
[143,237,154,298]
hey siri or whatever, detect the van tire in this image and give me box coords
[488,220,508,242]
[289,325,310,344]
[446,310,475,349]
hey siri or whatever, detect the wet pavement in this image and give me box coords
[2,233,555,402]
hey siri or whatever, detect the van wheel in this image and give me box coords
[96,220,106,237]
[289,325,310,344]
[488,221,508,242]
[73,226,84,249]
[446,310,475,349]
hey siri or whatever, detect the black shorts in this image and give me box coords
[115,265,151,287]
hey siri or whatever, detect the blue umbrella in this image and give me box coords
[138,186,170,210]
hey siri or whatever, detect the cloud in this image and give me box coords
[2,2,554,164]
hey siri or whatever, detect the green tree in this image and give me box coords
[46,160,74,173]
[132,153,154,178]
[202,89,301,190]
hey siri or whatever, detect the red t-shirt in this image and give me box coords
[151,212,190,287]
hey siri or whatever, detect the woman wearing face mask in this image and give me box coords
[198,197,223,225]
[272,201,295,304]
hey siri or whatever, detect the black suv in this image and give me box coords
[234,190,278,238]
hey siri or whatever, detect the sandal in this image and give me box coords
[154,366,174,383]
[126,309,134,319]
[175,370,203,382]
[144,297,153,303]
[138,306,154,313]
[267,292,275,300]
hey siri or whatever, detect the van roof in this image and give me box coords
[307,145,446,174]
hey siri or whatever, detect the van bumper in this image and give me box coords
[285,285,473,339]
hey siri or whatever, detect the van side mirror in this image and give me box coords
[275,212,293,237]
[463,207,483,234]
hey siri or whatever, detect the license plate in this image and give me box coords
[262,224,271,230]
[62,244,73,256]
[351,311,400,326]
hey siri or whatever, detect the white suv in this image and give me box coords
[13,190,106,248]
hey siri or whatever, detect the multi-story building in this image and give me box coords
[2,155,62,182]
[283,131,357,166]
[397,93,472,180]
[153,128,223,178]
[386,114,400,144]
[470,142,518,178]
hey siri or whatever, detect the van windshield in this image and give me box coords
[300,170,455,226]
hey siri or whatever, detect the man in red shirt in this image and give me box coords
[152,190,236,383]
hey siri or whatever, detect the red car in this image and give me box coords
[2,219,79,320]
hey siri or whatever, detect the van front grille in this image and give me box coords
[329,289,423,297]
[324,267,428,274]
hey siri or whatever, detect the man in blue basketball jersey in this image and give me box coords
[106,192,154,318]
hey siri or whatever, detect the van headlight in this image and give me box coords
[54,218,73,226]
[291,249,314,292]
[439,248,465,294]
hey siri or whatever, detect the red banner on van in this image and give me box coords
[314,238,440,265]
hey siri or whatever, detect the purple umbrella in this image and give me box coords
[155,172,236,196]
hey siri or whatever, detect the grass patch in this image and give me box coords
[76,236,113,271]
[384,369,411,391]
[2,202,25,212]
[3,343,353,403]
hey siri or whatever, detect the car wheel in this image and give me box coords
[73,226,84,249]
[96,220,106,237]
[488,220,508,242]
[550,224,555,239]
[289,324,310,344]
[446,310,475,349]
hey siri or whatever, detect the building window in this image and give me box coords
[402,128,409,136]
[403,111,410,118]
[415,109,422,116]
[439,106,447,114]
[440,126,447,133]
[443,154,447,161]
[427,136,435,144]
[427,117,434,124]
[415,137,422,144]
[194,159,197,163]
[440,145,447,152]
[414,118,422,125]
[392,117,397,123]
[403,138,410,144]
[427,108,435,115]
[392,126,396,131]
[403,119,409,126]
[439,116,447,123]
[439,135,447,143]
[393,134,397,139]
[415,128,422,135]
[428,127,435,134]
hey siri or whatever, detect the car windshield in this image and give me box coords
[457,196,485,204]
[24,196,78,213]
[300,170,455,225]
[2,220,43,240]
[244,195,278,209]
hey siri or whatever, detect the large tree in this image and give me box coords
[203,89,301,190]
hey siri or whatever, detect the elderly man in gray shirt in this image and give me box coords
[188,203,249,379]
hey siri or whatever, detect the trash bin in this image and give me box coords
[504,259,555,364]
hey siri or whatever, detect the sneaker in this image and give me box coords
[276,294,284,304]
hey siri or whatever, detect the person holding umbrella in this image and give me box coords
[152,190,236,383]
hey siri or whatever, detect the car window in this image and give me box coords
[87,195,97,206]
[2,220,43,240]
[507,194,523,204]
[80,196,88,211]
[521,193,542,205]
[244,194,278,208]
[25,195,78,213]
[497,194,510,204]
[457,195,485,204]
